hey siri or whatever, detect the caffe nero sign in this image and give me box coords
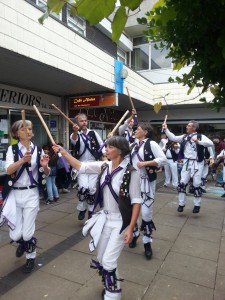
[0,86,60,111]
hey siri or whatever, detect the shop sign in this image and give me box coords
[0,84,61,113]
[70,93,117,108]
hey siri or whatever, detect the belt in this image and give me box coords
[13,185,37,190]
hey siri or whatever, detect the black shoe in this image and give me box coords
[129,235,140,248]
[192,206,200,213]
[177,205,185,212]
[88,211,93,219]
[16,239,25,257]
[16,243,25,258]
[144,243,152,260]
[221,194,225,198]
[201,188,206,193]
[78,210,86,220]
[22,258,35,273]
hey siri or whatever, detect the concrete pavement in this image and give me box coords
[0,174,225,300]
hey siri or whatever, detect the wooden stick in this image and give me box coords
[33,105,55,145]
[164,114,168,124]
[126,86,139,125]
[161,114,168,133]
[51,104,75,126]
[111,110,130,135]
[126,86,135,109]
[98,110,130,153]
[21,110,29,151]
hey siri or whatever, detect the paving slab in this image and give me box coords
[154,222,181,242]
[153,212,188,228]
[186,212,224,230]
[159,251,217,288]
[118,250,162,286]
[39,213,82,237]
[180,223,221,243]
[143,274,214,300]
[220,236,225,253]
[171,235,219,261]
[40,249,95,284]
[0,244,25,277]
[214,274,225,300]
[218,251,225,276]
[36,208,69,224]
[0,270,81,300]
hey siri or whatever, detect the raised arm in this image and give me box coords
[52,144,81,170]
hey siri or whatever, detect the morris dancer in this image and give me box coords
[70,113,103,220]
[52,136,141,300]
[162,120,213,213]
[129,123,167,259]
[163,141,179,190]
[0,120,50,273]
[118,108,137,144]
[200,146,214,193]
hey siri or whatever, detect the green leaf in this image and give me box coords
[38,10,50,24]
[47,0,68,14]
[187,83,195,95]
[120,0,143,11]
[71,0,116,25]
[112,6,128,44]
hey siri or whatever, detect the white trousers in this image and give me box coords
[97,213,124,300]
[201,164,209,188]
[135,179,156,244]
[164,159,178,188]
[179,161,204,207]
[9,188,39,259]
[77,173,98,212]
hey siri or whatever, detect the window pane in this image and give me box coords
[133,37,148,46]
[117,48,127,64]
[67,5,86,35]
[131,45,149,71]
[151,45,171,69]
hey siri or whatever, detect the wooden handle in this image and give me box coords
[33,105,55,145]
[51,104,75,126]
[111,110,130,135]
[21,110,29,151]
[126,86,135,110]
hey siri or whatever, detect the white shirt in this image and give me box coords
[5,142,43,187]
[118,120,134,143]
[79,159,142,213]
[217,149,225,162]
[70,129,103,162]
[165,129,213,160]
[131,139,167,177]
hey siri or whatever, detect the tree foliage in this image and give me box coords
[39,0,143,44]
[38,0,225,110]
[138,0,225,111]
